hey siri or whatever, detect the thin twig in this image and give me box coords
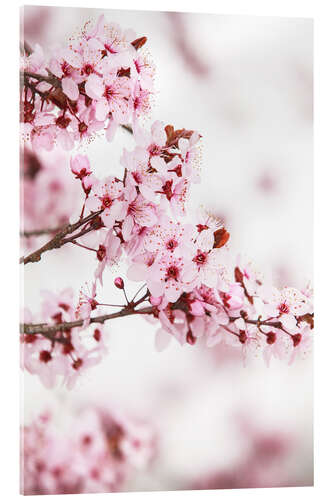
[20,210,102,265]
[21,224,68,238]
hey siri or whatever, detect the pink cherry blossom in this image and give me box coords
[86,176,125,228]
[21,15,154,151]
[143,217,194,257]
[147,254,196,302]
[21,13,314,391]
[70,154,92,179]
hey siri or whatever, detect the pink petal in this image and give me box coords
[85,74,104,100]
[95,98,109,121]
[62,77,79,100]
[105,118,118,142]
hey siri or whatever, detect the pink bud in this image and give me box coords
[186,330,197,345]
[114,277,124,289]
[70,154,91,179]
[150,296,162,306]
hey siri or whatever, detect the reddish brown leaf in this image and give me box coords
[131,36,147,50]
[117,67,131,78]
[297,313,314,329]
[213,228,230,248]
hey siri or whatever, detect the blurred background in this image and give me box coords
[21,6,313,491]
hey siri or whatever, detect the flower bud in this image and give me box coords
[96,245,106,262]
[186,330,197,345]
[150,296,162,306]
[114,277,124,289]
[239,330,247,344]
[266,332,276,344]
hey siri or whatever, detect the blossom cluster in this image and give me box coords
[22,288,109,389]
[68,119,312,363]
[193,420,293,490]
[22,146,81,241]
[22,115,313,387]
[21,15,313,389]
[21,406,156,494]
[20,15,154,151]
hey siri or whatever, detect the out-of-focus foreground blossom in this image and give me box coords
[21,406,156,494]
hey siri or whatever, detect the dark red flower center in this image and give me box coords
[278,303,290,314]
[61,61,72,76]
[104,85,114,100]
[52,312,63,324]
[78,122,88,134]
[94,329,101,342]
[82,434,92,446]
[90,299,98,310]
[102,195,112,208]
[39,350,52,363]
[83,64,94,75]
[266,332,276,344]
[97,244,106,262]
[193,251,208,266]
[166,265,179,281]
[166,239,178,251]
[72,358,83,370]
[24,334,37,344]
[239,331,247,344]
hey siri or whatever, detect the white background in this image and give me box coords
[0,0,332,499]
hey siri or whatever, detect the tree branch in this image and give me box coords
[21,305,154,336]
[20,210,103,265]
[23,71,61,88]
[21,224,68,238]
[21,66,133,135]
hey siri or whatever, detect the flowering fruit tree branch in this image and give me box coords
[21,305,154,337]
[20,14,314,390]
